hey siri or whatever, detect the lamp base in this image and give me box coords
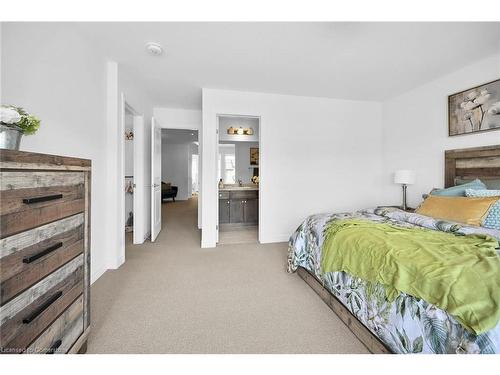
[401,184,407,211]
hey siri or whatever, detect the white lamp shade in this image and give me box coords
[394,170,416,185]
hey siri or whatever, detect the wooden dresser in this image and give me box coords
[0,150,91,354]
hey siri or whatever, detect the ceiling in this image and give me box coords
[162,129,198,144]
[76,22,500,109]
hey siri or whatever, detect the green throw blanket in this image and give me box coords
[321,219,500,334]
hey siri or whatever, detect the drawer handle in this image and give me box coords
[23,291,63,324]
[47,339,62,354]
[23,242,63,264]
[23,194,63,204]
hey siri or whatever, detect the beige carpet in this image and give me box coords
[218,225,259,245]
[88,198,368,353]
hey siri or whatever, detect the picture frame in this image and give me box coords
[250,147,259,166]
[448,78,500,136]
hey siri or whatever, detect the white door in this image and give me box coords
[151,117,162,241]
[133,115,145,244]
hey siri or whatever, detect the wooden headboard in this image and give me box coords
[445,145,500,188]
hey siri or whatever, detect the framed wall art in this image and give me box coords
[448,78,500,136]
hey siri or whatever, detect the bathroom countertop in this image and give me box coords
[219,184,259,191]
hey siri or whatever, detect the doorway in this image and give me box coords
[216,115,260,245]
[150,127,200,240]
[120,96,147,253]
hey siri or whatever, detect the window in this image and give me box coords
[218,144,236,184]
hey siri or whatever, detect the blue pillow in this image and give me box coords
[465,189,500,230]
[431,179,487,197]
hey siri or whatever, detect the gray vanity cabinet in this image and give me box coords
[219,189,258,225]
[243,198,258,223]
[218,191,230,224]
[229,199,245,223]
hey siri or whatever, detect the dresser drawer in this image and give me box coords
[0,171,85,238]
[0,214,85,305]
[0,255,84,352]
[26,295,83,354]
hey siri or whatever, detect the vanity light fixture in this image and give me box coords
[227,127,254,136]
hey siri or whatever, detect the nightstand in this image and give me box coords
[382,205,415,213]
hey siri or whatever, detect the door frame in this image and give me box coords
[150,117,162,242]
[119,94,144,262]
[215,114,261,244]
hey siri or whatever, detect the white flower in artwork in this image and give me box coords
[463,101,480,110]
[475,90,491,105]
[0,106,21,125]
[460,87,493,130]
[462,111,474,131]
[466,91,479,100]
[488,101,500,115]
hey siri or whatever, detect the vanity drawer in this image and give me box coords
[229,190,258,199]
[26,295,84,354]
[0,171,85,238]
[0,214,85,305]
[0,255,84,352]
[219,191,230,199]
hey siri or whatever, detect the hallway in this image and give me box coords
[88,198,367,353]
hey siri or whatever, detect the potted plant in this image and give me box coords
[0,105,40,150]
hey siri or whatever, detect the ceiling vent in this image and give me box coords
[146,42,163,56]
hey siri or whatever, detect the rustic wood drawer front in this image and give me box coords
[0,255,83,352]
[26,295,83,354]
[0,214,85,306]
[230,190,258,199]
[0,171,85,238]
[1,150,91,354]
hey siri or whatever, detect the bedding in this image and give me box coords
[287,207,500,354]
[465,189,500,230]
[415,195,499,226]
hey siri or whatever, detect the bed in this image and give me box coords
[287,145,500,354]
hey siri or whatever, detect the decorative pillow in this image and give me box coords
[415,195,499,226]
[456,178,500,190]
[465,189,500,230]
[431,179,486,197]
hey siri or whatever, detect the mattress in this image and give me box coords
[287,207,500,354]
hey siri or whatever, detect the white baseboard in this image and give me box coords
[91,265,107,285]
[260,233,290,244]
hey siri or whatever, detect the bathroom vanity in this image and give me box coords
[218,185,259,225]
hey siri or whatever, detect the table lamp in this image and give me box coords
[394,170,416,211]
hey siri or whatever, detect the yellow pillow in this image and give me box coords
[415,195,499,226]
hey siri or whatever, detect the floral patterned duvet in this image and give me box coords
[287,207,500,354]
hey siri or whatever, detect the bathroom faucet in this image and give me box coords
[238,179,243,187]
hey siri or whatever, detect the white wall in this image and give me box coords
[1,23,109,282]
[202,89,384,247]
[154,107,201,130]
[380,53,500,209]
[1,23,154,282]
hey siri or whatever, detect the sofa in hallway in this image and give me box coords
[162,182,178,202]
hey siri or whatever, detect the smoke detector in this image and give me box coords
[146,42,163,56]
